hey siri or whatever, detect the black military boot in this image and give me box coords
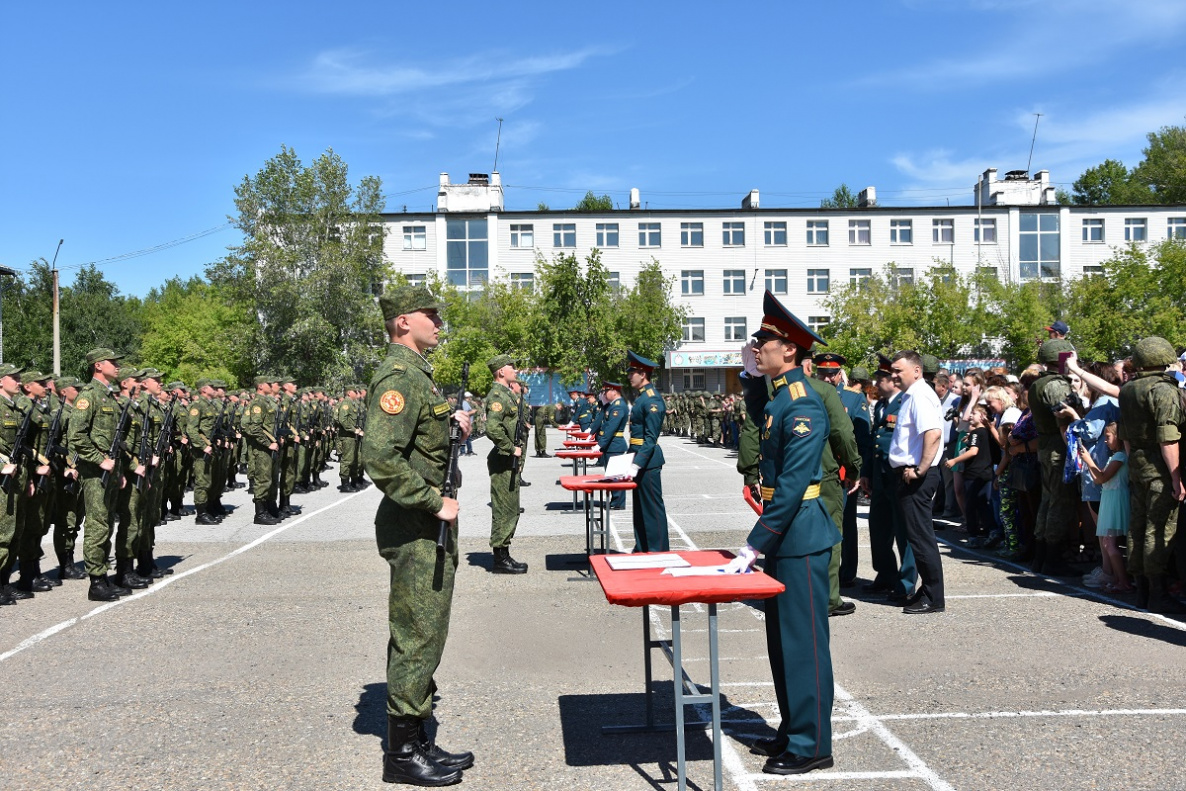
[279,494,297,517]
[417,721,474,771]
[268,496,282,519]
[2,568,32,600]
[0,583,14,605]
[1149,576,1186,614]
[115,558,150,590]
[88,575,120,602]
[58,551,86,581]
[382,715,461,786]
[136,549,161,580]
[491,547,528,575]
[18,560,55,592]
[1029,541,1046,574]
[106,574,132,597]
[1136,575,1151,610]
[338,480,355,493]
[254,500,281,526]
[195,504,220,526]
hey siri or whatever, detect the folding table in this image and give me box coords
[558,474,635,557]
[553,449,602,511]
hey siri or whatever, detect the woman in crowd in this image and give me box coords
[984,385,1021,550]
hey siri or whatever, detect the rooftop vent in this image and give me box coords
[467,173,490,185]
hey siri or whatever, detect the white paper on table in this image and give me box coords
[662,565,735,577]
[588,452,636,482]
[606,552,690,570]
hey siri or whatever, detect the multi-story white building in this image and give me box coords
[384,170,1186,393]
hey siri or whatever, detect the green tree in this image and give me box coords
[530,250,620,382]
[1132,123,1186,204]
[613,258,686,367]
[574,191,614,211]
[139,277,252,386]
[820,184,859,209]
[1070,158,1151,205]
[207,145,389,387]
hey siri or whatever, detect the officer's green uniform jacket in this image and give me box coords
[363,343,453,521]
[863,393,902,483]
[628,385,665,470]
[745,367,839,557]
[598,397,628,454]
[837,387,872,463]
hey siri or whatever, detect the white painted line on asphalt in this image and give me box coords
[946,592,1059,599]
[668,441,738,468]
[742,770,919,782]
[871,707,1186,721]
[935,534,1186,632]
[0,491,365,664]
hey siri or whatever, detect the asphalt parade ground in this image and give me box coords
[3,434,1185,791]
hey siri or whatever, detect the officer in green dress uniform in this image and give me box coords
[726,291,837,776]
[1118,336,1186,613]
[624,351,669,552]
[1027,339,1079,575]
[596,381,629,510]
[486,354,528,574]
[361,285,474,785]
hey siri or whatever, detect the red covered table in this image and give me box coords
[553,449,602,510]
[562,438,597,449]
[591,551,785,791]
[559,474,635,556]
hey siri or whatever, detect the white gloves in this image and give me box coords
[723,544,758,574]
[740,341,761,377]
[628,464,640,479]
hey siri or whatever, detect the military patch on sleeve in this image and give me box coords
[342,404,349,412]
[252,405,261,414]
[75,398,90,411]
[791,416,813,437]
[650,405,658,412]
[190,408,199,416]
[432,402,451,418]
[491,401,503,413]
[379,390,405,415]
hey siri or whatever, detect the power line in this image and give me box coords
[56,223,235,272]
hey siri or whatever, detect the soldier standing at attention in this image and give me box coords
[625,351,669,552]
[532,402,552,457]
[241,376,281,525]
[278,378,302,514]
[596,381,629,510]
[12,371,55,594]
[724,292,836,776]
[67,349,133,602]
[0,364,29,604]
[52,376,86,581]
[361,286,473,786]
[336,385,362,492]
[1118,336,1186,613]
[486,356,528,574]
[186,379,221,526]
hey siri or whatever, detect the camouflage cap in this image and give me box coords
[139,367,164,380]
[253,375,272,387]
[920,354,940,376]
[1132,336,1177,369]
[20,370,52,384]
[281,377,296,386]
[209,379,228,390]
[165,381,186,391]
[0,363,25,380]
[84,347,125,366]
[487,354,515,374]
[851,366,870,383]
[379,285,444,321]
[118,366,142,380]
[195,377,211,389]
[56,375,82,390]
[1037,338,1075,365]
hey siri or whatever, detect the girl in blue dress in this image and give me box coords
[1078,423,1131,593]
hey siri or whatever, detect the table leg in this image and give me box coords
[709,603,722,791]
[672,605,687,791]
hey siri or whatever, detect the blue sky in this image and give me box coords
[3,0,1183,296]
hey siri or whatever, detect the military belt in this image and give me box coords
[629,437,644,446]
[762,482,820,503]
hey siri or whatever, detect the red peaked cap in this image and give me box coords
[751,290,828,351]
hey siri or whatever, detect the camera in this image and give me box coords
[944,405,960,422]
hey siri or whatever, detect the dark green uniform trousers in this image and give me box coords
[631,466,669,553]
[1128,448,1180,577]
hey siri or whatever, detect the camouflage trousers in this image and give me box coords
[1034,447,1077,547]
[191,450,214,508]
[534,424,548,454]
[248,445,276,502]
[53,476,84,556]
[16,485,51,571]
[81,472,119,577]
[1127,450,1180,577]
[338,437,361,483]
[0,473,27,576]
[487,452,521,548]
[376,502,457,719]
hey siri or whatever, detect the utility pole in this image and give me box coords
[51,239,63,375]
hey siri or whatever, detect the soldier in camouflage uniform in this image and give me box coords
[1118,337,1186,613]
[486,354,528,574]
[361,285,474,786]
[165,382,191,520]
[336,385,364,491]
[186,379,222,526]
[0,364,28,604]
[52,376,86,581]
[1027,339,1079,576]
[533,402,554,457]
[241,376,281,525]
[132,369,170,581]
[11,371,56,594]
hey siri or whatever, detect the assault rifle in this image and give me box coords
[510,389,527,492]
[438,363,468,552]
[271,399,290,492]
[37,399,68,495]
[100,397,134,493]
[135,401,155,492]
[151,401,177,482]
[353,394,367,462]
[1,402,36,494]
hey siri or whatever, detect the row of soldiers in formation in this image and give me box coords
[0,348,374,605]
[662,391,745,446]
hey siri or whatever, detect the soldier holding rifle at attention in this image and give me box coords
[486,354,528,574]
[361,285,473,786]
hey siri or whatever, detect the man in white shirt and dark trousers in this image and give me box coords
[889,351,946,614]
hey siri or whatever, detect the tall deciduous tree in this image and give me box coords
[207,146,389,387]
[1132,123,1186,204]
[614,258,686,367]
[820,184,859,209]
[574,191,614,211]
[1070,158,1152,205]
[530,250,619,383]
[139,277,251,386]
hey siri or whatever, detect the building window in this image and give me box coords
[976,266,998,281]
[680,222,704,247]
[552,223,576,247]
[889,219,912,244]
[806,269,829,294]
[510,273,534,291]
[509,224,533,248]
[682,317,705,343]
[405,273,426,287]
[765,268,788,294]
[596,223,619,248]
[848,220,871,245]
[1082,218,1105,243]
[445,217,488,288]
[682,368,706,390]
[722,222,745,246]
[974,218,997,243]
[892,267,915,287]
[1169,218,1186,239]
[608,272,621,293]
[806,220,829,246]
[1083,265,1105,277]
[850,268,872,288]
[639,222,661,247]
[724,317,747,341]
[764,221,787,246]
[402,225,426,251]
[1019,213,1060,280]
[932,219,954,243]
[681,270,704,296]
[723,269,746,295]
[808,316,830,335]
[1125,218,1147,242]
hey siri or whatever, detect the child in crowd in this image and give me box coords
[1077,423,1131,593]
[945,404,996,546]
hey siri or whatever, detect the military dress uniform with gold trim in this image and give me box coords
[628,383,668,552]
[597,396,628,509]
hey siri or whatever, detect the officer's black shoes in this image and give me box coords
[519,480,532,487]
[383,715,462,786]
[254,501,281,526]
[88,576,121,602]
[0,586,14,605]
[749,736,789,756]
[902,600,945,615]
[862,580,891,594]
[763,752,833,775]
[418,721,474,771]
[828,600,856,617]
[491,547,527,574]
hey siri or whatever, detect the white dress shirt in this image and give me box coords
[889,379,945,469]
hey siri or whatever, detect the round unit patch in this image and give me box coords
[190,408,200,416]
[252,405,261,414]
[379,390,405,415]
[490,401,503,412]
[75,398,90,411]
